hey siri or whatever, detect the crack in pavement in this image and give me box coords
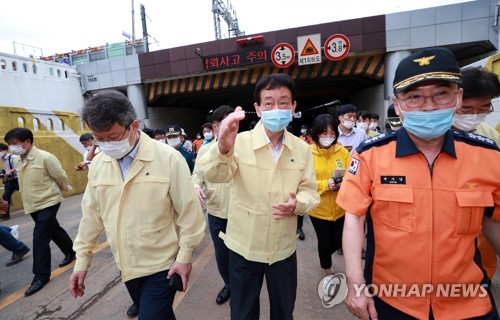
[33,274,122,320]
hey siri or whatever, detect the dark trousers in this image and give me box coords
[29,203,74,281]
[125,270,177,320]
[309,215,344,270]
[2,179,18,215]
[229,250,297,320]
[0,225,28,253]
[208,214,229,287]
[297,215,303,229]
[373,296,500,320]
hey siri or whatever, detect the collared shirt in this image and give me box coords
[118,133,142,179]
[14,146,68,214]
[73,133,205,282]
[197,121,319,264]
[261,125,285,164]
[336,128,500,320]
[337,126,368,155]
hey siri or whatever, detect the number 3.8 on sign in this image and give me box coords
[324,34,350,61]
[329,41,344,53]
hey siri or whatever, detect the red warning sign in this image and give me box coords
[271,43,295,68]
[324,34,350,61]
[300,38,319,56]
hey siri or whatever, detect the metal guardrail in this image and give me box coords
[40,40,147,66]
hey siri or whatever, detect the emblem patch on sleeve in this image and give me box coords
[348,158,360,175]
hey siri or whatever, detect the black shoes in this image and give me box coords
[0,214,10,221]
[216,286,230,305]
[297,227,305,240]
[6,247,30,267]
[59,251,76,267]
[127,303,139,317]
[6,246,30,266]
[25,279,49,296]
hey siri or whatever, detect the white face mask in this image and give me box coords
[97,137,132,159]
[167,137,181,147]
[453,113,488,132]
[369,122,378,130]
[204,132,214,140]
[356,122,369,131]
[159,139,166,144]
[341,119,355,129]
[10,144,26,155]
[0,151,6,158]
[319,137,335,147]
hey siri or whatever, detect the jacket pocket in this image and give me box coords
[454,191,493,237]
[134,221,174,268]
[373,186,414,232]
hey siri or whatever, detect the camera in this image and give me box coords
[333,176,343,184]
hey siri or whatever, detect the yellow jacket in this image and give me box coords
[308,143,351,221]
[197,121,319,264]
[14,146,68,214]
[475,122,500,145]
[73,134,206,282]
[192,140,231,219]
[367,130,379,138]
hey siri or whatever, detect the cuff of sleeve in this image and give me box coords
[176,249,193,264]
[294,195,309,215]
[73,259,91,272]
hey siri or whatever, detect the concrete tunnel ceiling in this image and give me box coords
[145,52,385,116]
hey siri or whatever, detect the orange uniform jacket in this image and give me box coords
[337,128,500,320]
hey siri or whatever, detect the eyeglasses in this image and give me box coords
[459,103,494,115]
[93,127,129,143]
[397,89,458,108]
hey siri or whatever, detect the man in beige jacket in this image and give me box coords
[4,127,74,297]
[192,104,234,306]
[69,90,205,320]
[197,74,319,320]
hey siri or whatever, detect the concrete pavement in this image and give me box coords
[0,194,498,319]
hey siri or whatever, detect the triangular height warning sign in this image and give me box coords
[300,38,319,56]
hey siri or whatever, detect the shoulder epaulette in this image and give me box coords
[452,130,499,151]
[356,131,398,154]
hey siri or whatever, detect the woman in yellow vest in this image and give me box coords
[308,114,351,295]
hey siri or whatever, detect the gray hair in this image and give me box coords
[82,90,137,131]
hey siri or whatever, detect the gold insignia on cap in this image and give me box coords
[413,55,435,66]
[466,182,477,189]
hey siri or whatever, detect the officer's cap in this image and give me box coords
[165,125,182,136]
[393,47,461,94]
